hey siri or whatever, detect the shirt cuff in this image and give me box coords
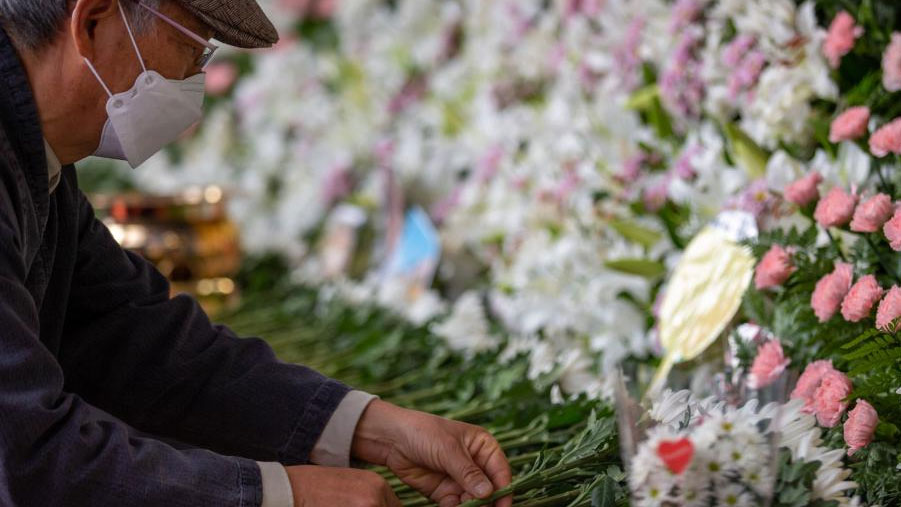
[309,390,378,468]
[258,461,294,507]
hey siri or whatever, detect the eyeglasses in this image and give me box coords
[137,1,219,70]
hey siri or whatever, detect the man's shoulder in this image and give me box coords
[0,125,26,225]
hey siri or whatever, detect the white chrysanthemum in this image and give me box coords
[430,291,497,355]
[649,389,693,427]
[715,482,755,507]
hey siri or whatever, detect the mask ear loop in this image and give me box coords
[118,1,148,74]
[83,1,148,97]
[84,58,114,98]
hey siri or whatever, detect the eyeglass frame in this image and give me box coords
[137,1,219,70]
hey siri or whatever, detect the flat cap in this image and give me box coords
[175,0,279,48]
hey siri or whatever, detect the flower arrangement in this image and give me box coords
[75,0,901,503]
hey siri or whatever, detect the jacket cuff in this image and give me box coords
[236,456,264,507]
[258,461,294,507]
[309,390,379,467]
[278,378,351,463]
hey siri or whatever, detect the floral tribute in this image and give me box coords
[79,0,901,504]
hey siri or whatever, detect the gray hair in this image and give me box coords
[0,0,161,51]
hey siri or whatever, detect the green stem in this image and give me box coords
[517,489,582,507]
[824,228,847,262]
[864,234,901,284]
[388,384,453,405]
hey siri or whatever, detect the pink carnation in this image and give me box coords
[850,193,895,232]
[884,208,901,251]
[755,245,796,289]
[791,360,836,413]
[279,0,335,19]
[811,262,854,322]
[748,340,791,389]
[829,106,870,143]
[844,399,878,456]
[841,275,884,322]
[204,62,238,96]
[823,11,863,68]
[883,32,901,92]
[876,285,901,331]
[784,171,823,207]
[814,187,858,228]
[869,118,901,158]
[814,369,853,427]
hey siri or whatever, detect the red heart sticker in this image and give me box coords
[657,438,694,475]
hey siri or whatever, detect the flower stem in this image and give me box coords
[824,228,847,262]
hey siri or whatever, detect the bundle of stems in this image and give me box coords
[219,285,629,506]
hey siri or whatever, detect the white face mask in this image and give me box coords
[84,3,205,168]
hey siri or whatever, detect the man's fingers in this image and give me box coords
[477,440,512,507]
[437,495,460,507]
[428,474,466,503]
[466,432,512,507]
[446,443,494,499]
[477,438,512,490]
[382,483,403,507]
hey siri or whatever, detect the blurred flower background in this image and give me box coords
[83,0,901,504]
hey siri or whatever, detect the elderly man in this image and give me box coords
[0,0,511,506]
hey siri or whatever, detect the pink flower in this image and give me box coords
[814,369,853,427]
[565,0,604,18]
[727,50,766,101]
[823,11,863,68]
[791,360,836,413]
[851,193,895,232]
[814,187,858,228]
[755,245,796,290]
[811,262,854,322]
[204,62,238,96]
[876,286,901,331]
[617,154,645,184]
[321,164,353,206]
[643,177,670,212]
[870,118,901,157]
[882,32,901,92]
[841,275,884,322]
[884,208,901,251]
[279,0,335,19]
[829,107,870,143]
[784,171,823,207]
[844,399,878,456]
[723,34,756,67]
[748,340,791,389]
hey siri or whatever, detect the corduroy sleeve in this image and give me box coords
[57,190,352,466]
[0,178,264,506]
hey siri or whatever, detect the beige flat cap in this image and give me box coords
[176,0,279,48]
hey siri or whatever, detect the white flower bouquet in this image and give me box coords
[614,363,790,507]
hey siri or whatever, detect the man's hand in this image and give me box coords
[285,466,402,507]
[351,400,513,507]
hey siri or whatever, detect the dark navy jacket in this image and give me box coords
[0,27,349,506]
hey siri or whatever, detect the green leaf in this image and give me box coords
[610,220,662,248]
[590,476,618,507]
[723,122,770,179]
[625,84,660,110]
[604,259,666,279]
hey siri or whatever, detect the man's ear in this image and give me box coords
[71,0,121,60]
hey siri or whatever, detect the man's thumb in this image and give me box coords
[447,445,494,499]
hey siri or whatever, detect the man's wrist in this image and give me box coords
[310,390,378,468]
[350,399,405,465]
